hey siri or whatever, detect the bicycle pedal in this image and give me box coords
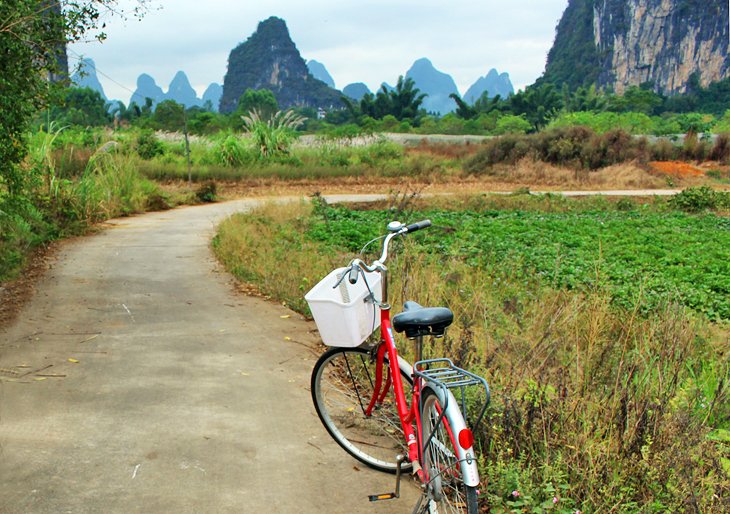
[368,454,405,502]
[368,492,397,502]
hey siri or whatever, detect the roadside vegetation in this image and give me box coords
[3,119,730,284]
[213,195,729,513]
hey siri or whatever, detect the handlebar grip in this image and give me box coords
[405,219,431,233]
[348,264,359,284]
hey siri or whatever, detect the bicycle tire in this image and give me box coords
[311,346,414,473]
[420,388,479,514]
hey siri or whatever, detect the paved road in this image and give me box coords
[0,198,418,513]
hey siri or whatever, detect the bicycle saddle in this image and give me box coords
[392,301,453,338]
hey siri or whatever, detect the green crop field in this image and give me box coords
[306,205,730,320]
[213,195,729,512]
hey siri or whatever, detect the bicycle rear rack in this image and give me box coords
[414,358,490,432]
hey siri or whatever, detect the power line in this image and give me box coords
[66,48,149,105]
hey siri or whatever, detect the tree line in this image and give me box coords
[43,73,730,139]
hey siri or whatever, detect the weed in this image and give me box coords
[136,130,164,160]
[681,131,710,161]
[710,133,730,164]
[669,186,730,213]
[195,181,217,203]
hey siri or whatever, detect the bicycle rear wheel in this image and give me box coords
[420,388,479,514]
[311,346,413,473]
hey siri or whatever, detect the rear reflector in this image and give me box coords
[458,428,474,449]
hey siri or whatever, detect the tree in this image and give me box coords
[152,100,186,131]
[359,76,426,123]
[605,85,664,115]
[48,87,111,127]
[0,1,149,195]
[449,93,478,120]
[473,92,508,115]
[236,88,279,121]
[508,83,563,130]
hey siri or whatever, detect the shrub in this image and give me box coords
[493,115,532,135]
[464,134,532,174]
[669,186,728,212]
[709,133,730,164]
[241,109,306,158]
[681,131,709,161]
[582,129,642,169]
[195,181,217,203]
[533,126,594,166]
[215,134,251,167]
[136,131,164,160]
[650,138,679,161]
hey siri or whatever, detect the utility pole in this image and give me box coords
[183,109,192,185]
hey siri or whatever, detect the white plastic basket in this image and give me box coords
[305,267,382,347]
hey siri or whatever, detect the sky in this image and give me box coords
[69,0,570,105]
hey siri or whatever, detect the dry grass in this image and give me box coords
[405,139,484,159]
[212,199,729,512]
[160,160,695,202]
[467,158,668,190]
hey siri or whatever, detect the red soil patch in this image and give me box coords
[648,161,704,177]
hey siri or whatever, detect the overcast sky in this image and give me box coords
[69,0,569,104]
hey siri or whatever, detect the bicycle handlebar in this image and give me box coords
[347,219,431,280]
[405,219,432,233]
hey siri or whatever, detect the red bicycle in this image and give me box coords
[307,220,489,513]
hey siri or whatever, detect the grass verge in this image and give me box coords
[213,195,729,513]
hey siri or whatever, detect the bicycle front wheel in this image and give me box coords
[311,346,413,473]
[420,388,479,514]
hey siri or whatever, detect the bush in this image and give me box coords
[650,138,679,161]
[534,126,594,166]
[215,134,252,167]
[709,133,730,164]
[136,131,164,160]
[464,134,532,174]
[681,132,710,161]
[669,186,729,212]
[195,181,217,203]
[493,115,532,135]
[582,129,645,169]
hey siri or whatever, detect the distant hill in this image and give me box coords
[202,83,223,112]
[342,83,371,101]
[464,69,513,103]
[130,74,165,108]
[219,17,342,113]
[165,71,202,108]
[405,58,459,115]
[541,0,729,94]
[71,58,107,101]
[307,60,335,88]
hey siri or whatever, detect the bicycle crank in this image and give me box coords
[368,454,405,502]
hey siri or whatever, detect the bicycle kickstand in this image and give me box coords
[368,454,405,502]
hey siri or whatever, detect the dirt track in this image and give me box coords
[0,197,418,513]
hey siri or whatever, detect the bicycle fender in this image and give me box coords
[422,384,481,488]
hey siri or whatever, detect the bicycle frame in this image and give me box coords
[343,220,481,492]
[366,297,481,489]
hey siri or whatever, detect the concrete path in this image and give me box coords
[0,198,418,513]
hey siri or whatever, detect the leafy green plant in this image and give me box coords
[240,108,306,158]
[136,130,164,160]
[669,186,730,213]
[214,133,252,167]
[195,181,217,203]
